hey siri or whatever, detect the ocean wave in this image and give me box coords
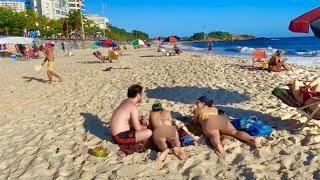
[224,46,320,57]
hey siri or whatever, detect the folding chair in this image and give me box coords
[252,49,268,69]
[272,86,320,127]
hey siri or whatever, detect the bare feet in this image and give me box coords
[47,80,52,84]
[156,149,170,162]
[173,147,188,160]
[248,138,262,149]
[193,136,201,146]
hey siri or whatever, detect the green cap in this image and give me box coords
[152,102,163,111]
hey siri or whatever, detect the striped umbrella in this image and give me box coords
[131,39,145,46]
[289,7,320,38]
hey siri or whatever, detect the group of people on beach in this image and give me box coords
[109,84,261,162]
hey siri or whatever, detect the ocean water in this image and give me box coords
[180,36,320,67]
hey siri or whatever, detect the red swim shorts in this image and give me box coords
[113,130,136,145]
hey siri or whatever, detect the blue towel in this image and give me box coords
[231,116,272,137]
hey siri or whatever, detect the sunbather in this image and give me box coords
[193,96,261,154]
[268,50,293,72]
[173,44,182,55]
[149,102,189,162]
[93,51,109,63]
[291,77,320,119]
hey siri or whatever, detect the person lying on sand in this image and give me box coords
[268,50,293,72]
[193,96,261,155]
[149,102,190,162]
[93,51,110,63]
[39,43,62,84]
[110,84,152,146]
[291,77,320,119]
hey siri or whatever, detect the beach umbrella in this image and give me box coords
[131,39,145,46]
[163,36,181,44]
[96,39,117,47]
[289,7,320,38]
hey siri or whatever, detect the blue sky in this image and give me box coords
[85,0,319,38]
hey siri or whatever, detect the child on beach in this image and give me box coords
[39,43,62,84]
[193,96,261,155]
[149,102,189,162]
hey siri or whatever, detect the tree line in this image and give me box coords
[0,8,149,41]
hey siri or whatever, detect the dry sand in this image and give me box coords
[0,47,319,179]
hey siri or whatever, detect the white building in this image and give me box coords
[0,0,25,12]
[68,0,84,12]
[26,0,69,19]
[86,14,109,30]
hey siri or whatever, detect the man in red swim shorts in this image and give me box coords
[110,84,152,145]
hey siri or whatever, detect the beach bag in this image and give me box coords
[231,116,272,136]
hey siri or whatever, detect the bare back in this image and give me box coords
[149,110,173,130]
[45,48,55,62]
[110,99,138,135]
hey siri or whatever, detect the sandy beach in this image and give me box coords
[0,47,320,179]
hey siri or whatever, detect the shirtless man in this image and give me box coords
[39,43,62,84]
[149,102,189,162]
[110,84,152,145]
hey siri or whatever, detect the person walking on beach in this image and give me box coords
[110,84,152,145]
[208,41,213,54]
[149,102,189,162]
[193,96,261,155]
[61,42,65,53]
[39,43,62,84]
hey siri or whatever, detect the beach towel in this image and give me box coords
[272,86,302,108]
[231,116,272,136]
[117,127,198,156]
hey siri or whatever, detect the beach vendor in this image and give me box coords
[39,42,62,84]
[268,50,293,72]
[193,96,261,154]
[110,84,152,145]
[149,102,189,162]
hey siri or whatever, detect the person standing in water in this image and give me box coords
[208,41,213,54]
[40,43,62,84]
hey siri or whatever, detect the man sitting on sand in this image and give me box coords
[110,84,152,145]
[149,102,189,162]
[39,43,62,84]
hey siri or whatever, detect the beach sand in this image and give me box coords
[0,47,319,179]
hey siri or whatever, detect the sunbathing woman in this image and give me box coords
[193,96,261,154]
[149,103,188,162]
[291,77,320,119]
[93,51,110,63]
[268,50,293,72]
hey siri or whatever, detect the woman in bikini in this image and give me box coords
[268,50,293,72]
[149,102,188,162]
[291,77,320,119]
[193,96,261,154]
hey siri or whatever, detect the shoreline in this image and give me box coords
[0,47,319,179]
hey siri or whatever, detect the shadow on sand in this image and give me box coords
[22,76,47,83]
[81,113,113,141]
[77,61,103,64]
[146,86,251,105]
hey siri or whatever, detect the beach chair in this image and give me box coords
[272,86,320,127]
[252,49,268,69]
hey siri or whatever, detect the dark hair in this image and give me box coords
[127,84,143,98]
[198,96,213,107]
[152,102,163,112]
